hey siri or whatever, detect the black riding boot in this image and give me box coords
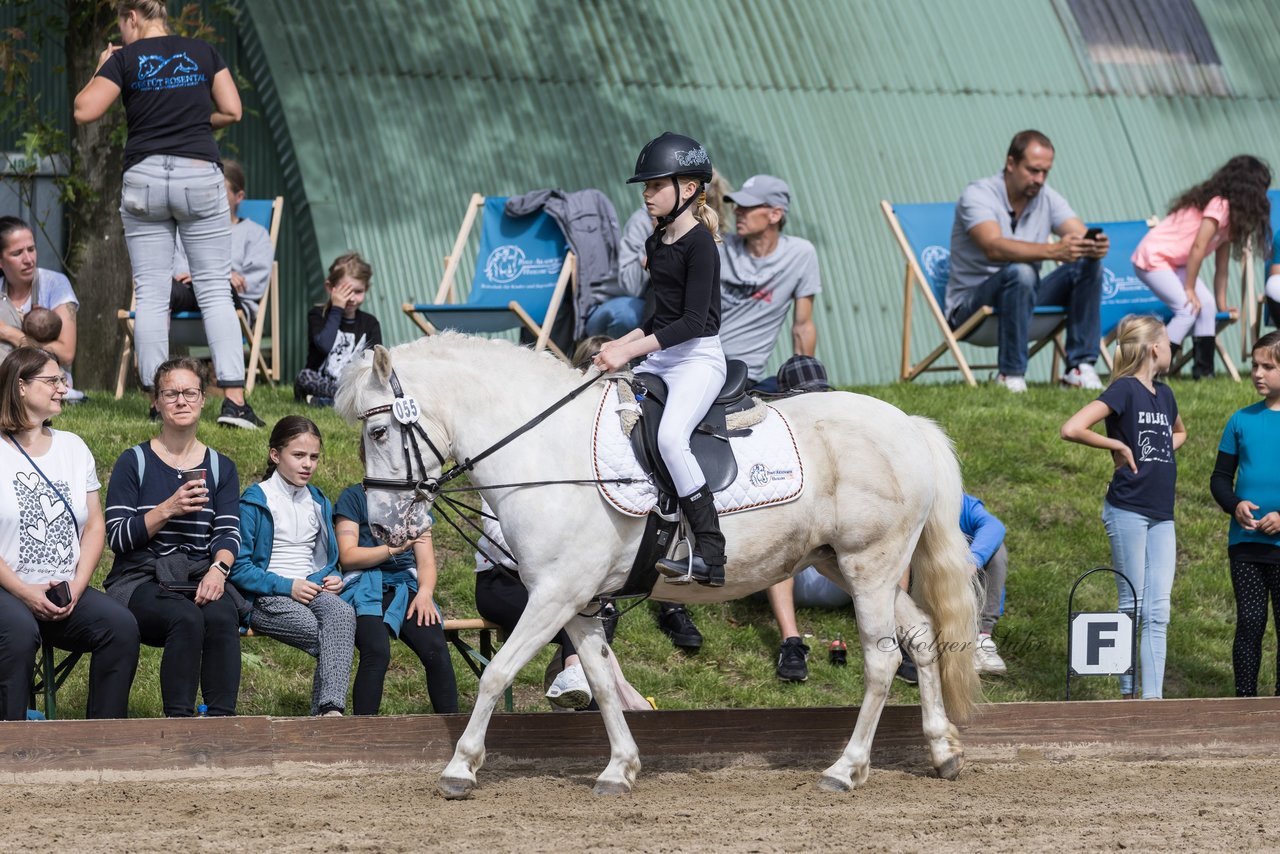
[1267,297,1280,329]
[657,486,726,587]
[1191,335,1216,379]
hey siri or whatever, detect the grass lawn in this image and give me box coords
[38,373,1274,719]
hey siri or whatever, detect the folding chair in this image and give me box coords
[883,200,1066,385]
[30,639,82,720]
[1093,218,1239,381]
[114,196,284,398]
[1241,188,1280,353]
[403,194,575,362]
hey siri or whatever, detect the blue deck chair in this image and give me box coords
[114,196,284,398]
[882,200,1067,385]
[1093,218,1238,381]
[403,194,575,362]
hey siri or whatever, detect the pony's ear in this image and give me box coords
[372,345,393,384]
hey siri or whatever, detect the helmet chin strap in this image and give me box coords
[654,177,703,234]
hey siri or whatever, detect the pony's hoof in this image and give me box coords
[438,776,476,799]
[935,754,964,781]
[817,773,852,793]
[592,779,633,796]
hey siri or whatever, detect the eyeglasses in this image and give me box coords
[26,375,68,388]
[158,388,203,404]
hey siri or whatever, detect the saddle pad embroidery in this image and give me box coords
[592,383,804,517]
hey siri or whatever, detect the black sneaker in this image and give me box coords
[776,636,810,682]
[656,604,702,652]
[895,646,919,685]
[217,398,264,430]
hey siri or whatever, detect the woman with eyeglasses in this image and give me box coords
[0,347,139,720]
[103,357,243,716]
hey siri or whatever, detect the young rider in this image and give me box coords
[593,132,728,586]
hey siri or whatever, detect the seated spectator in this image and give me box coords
[295,253,382,406]
[334,483,458,715]
[945,129,1107,393]
[229,416,355,716]
[1266,226,1280,328]
[0,347,139,720]
[103,357,243,717]
[169,159,274,324]
[0,217,82,399]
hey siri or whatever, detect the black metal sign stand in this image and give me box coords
[1066,566,1139,700]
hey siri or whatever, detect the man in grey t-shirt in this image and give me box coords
[946,129,1109,392]
[719,175,821,391]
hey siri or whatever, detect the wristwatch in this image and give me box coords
[211,560,230,577]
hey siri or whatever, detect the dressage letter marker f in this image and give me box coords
[1069,612,1133,676]
[1086,621,1117,666]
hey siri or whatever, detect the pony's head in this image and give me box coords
[336,344,444,546]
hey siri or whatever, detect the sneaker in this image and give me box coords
[974,633,1007,675]
[1061,363,1103,390]
[217,398,264,430]
[321,709,343,717]
[995,374,1027,393]
[545,662,592,710]
[776,636,810,682]
[895,645,918,684]
[656,604,703,652]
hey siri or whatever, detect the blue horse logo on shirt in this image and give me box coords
[136,52,199,81]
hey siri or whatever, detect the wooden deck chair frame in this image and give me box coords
[1094,217,1239,382]
[883,200,1066,386]
[402,193,575,363]
[114,196,284,399]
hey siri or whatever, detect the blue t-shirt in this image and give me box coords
[1218,402,1280,549]
[332,484,418,573]
[1099,377,1179,521]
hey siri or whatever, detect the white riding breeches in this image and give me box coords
[638,336,727,498]
[1135,266,1217,344]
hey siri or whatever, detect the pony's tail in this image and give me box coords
[909,416,982,723]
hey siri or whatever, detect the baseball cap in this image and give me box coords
[726,175,791,212]
[777,355,832,393]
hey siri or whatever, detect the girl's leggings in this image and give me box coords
[353,589,458,715]
[636,335,727,497]
[1134,266,1217,345]
[250,592,355,714]
[1230,558,1280,697]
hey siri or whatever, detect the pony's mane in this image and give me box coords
[335,332,584,421]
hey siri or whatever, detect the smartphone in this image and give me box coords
[45,580,72,608]
[1084,227,1104,241]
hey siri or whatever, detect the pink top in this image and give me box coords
[1131,196,1230,271]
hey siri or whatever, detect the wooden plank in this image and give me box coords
[2,698,1278,774]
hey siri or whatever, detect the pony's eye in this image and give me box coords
[370,425,388,442]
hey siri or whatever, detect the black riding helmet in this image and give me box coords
[627,131,713,233]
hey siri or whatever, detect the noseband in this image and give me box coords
[358,370,453,503]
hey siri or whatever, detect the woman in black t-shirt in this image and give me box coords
[593,133,729,587]
[73,0,261,430]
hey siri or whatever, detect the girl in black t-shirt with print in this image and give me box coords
[295,252,383,406]
[1062,315,1187,699]
[593,133,728,587]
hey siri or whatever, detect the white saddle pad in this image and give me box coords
[591,382,804,517]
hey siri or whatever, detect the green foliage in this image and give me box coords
[37,376,1274,718]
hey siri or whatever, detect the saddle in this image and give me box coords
[629,359,754,499]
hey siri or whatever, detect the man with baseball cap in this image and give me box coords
[718,174,822,393]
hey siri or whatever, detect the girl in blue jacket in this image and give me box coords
[230,416,355,715]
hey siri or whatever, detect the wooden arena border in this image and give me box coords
[2,698,1278,774]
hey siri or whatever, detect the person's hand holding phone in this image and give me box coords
[23,581,71,620]
[1082,227,1109,259]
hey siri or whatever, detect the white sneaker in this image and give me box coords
[545,663,592,710]
[1061,363,1103,390]
[995,374,1028,393]
[974,633,1007,675]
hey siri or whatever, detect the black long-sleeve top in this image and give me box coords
[641,225,721,349]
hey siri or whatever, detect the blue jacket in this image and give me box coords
[960,494,1006,569]
[230,481,340,614]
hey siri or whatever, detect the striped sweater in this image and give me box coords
[103,442,242,586]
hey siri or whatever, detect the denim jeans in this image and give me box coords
[120,155,245,389]
[1102,500,1176,698]
[584,296,646,339]
[950,258,1102,376]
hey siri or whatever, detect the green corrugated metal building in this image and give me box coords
[8,0,1280,384]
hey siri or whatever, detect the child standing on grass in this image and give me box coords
[1210,331,1280,696]
[229,416,355,715]
[1130,155,1272,379]
[295,253,383,406]
[1062,315,1186,699]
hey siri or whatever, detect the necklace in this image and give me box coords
[151,437,204,471]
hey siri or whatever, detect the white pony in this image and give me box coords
[336,333,980,797]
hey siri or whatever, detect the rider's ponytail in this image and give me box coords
[693,190,722,244]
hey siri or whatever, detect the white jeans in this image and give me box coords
[1134,266,1216,345]
[638,336,727,497]
[120,155,245,389]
